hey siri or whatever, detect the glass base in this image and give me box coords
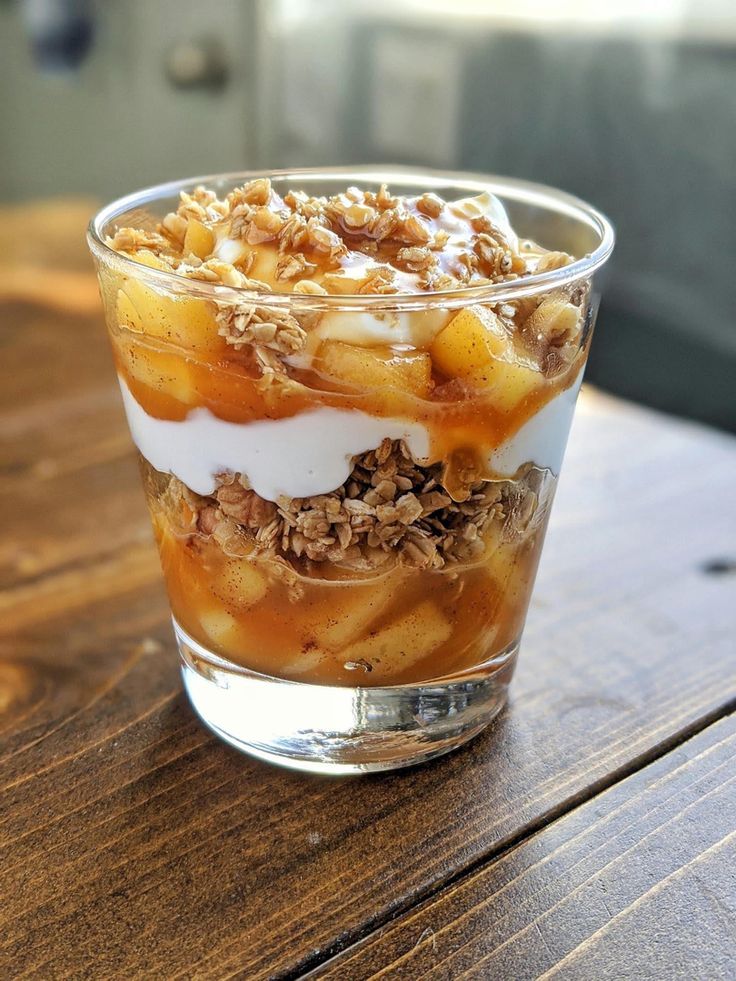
[175,619,518,774]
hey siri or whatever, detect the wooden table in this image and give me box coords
[1,204,735,979]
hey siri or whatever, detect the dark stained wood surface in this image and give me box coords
[1,205,735,979]
[318,716,736,980]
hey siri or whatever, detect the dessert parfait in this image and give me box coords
[90,170,612,769]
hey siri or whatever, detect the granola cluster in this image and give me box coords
[214,303,307,381]
[161,440,543,576]
[108,177,569,296]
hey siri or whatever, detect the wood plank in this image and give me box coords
[0,303,106,418]
[318,714,736,981]
[0,303,151,592]
[1,388,735,978]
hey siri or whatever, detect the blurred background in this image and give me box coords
[1,0,734,430]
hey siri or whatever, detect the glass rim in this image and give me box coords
[87,165,615,312]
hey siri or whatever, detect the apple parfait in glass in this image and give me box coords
[89,170,613,770]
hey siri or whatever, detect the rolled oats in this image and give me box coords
[105,178,580,302]
[216,303,307,356]
[166,441,542,576]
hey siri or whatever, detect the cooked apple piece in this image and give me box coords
[121,280,220,352]
[340,600,451,676]
[486,541,533,604]
[431,305,507,375]
[430,305,542,411]
[118,251,221,353]
[133,249,169,272]
[318,340,432,398]
[320,579,396,650]
[157,535,211,616]
[183,218,215,260]
[148,505,172,553]
[320,271,368,295]
[116,289,144,333]
[211,556,268,609]
[281,646,329,677]
[117,338,197,407]
[249,243,278,285]
[486,540,516,583]
[483,541,538,645]
[198,608,242,649]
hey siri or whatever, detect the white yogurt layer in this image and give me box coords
[119,377,430,501]
[488,367,584,478]
[120,368,582,503]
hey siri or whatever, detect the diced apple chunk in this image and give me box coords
[248,243,279,285]
[485,541,517,589]
[320,272,368,295]
[117,251,220,353]
[340,600,452,676]
[116,289,144,333]
[486,541,532,605]
[183,219,215,260]
[430,305,542,411]
[198,608,241,649]
[431,305,508,375]
[320,580,395,650]
[122,281,219,352]
[282,646,329,677]
[118,339,197,407]
[318,341,432,398]
[211,556,268,609]
[133,249,169,273]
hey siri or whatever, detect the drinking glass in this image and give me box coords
[88,168,614,773]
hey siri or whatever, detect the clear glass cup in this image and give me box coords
[88,168,614,773]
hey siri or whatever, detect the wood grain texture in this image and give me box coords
[1,209,736,978]
[318,714,736,980]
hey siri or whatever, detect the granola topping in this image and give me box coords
[107,179,572,297]
[107,180,585,387]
